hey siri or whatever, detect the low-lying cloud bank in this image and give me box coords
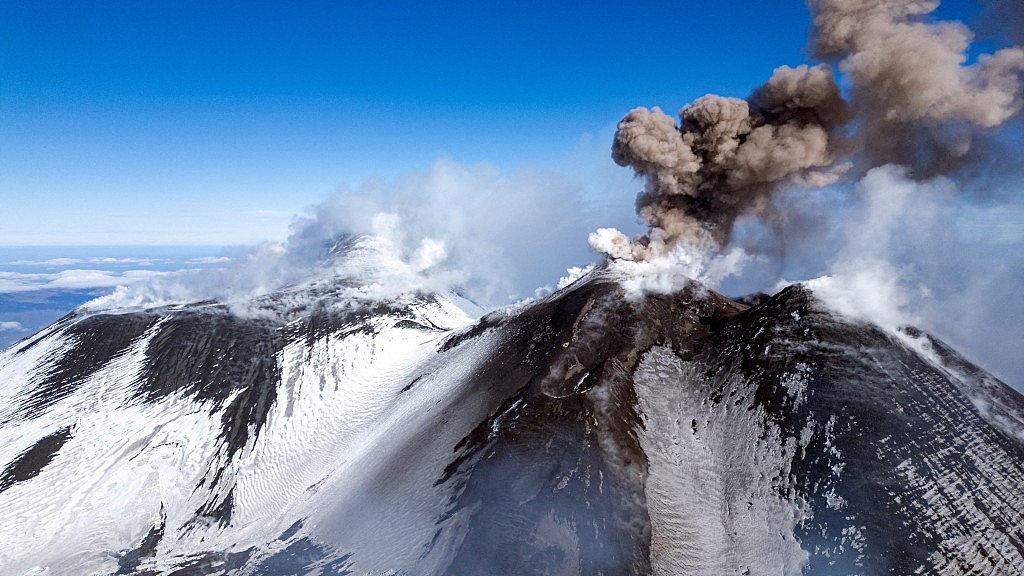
[0,269,175,294]
[0,321,25,333]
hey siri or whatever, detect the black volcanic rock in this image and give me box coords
[0,270,1021,574]
[0,426,73,493]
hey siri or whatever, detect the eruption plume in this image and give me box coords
[599,0,1024,260]
[812,0,1024,170]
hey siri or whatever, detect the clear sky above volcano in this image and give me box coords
[0,0,989,245]
[1,1,1022,389]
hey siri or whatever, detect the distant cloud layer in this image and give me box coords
[0,250,241,295]
[0,321,25,333]
[10,257,168,267]
[0,270,172,293]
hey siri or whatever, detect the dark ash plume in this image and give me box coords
[607,64,850,257]
[811,0,1024,172]
[603,0,1024,260]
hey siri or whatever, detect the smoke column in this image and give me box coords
[596,0,1024,260]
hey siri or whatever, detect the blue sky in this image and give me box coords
[1,1,995,245]
[4,0,820,245]
[1,1,1022,388]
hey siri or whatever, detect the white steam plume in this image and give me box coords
[86,158,637,314]
[796,164,1024,388]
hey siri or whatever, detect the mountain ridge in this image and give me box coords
[1,265,1022,574]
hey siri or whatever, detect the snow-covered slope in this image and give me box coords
[0,276,483,574]
[1,264,1023,575]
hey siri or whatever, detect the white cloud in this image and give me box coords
[610,245,752,300]
[0,269,173,294]
[0,321,26,332]
[795,165,933,331]
[281,157,635,306]
[77,155,639,313]
[590,225,754,300]
[10,257,167,267]
[801,262,917,333]
[185,256,233,265]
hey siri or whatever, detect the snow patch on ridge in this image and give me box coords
[633,346,809,575]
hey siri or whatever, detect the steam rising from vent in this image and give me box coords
[600,0,1024,260]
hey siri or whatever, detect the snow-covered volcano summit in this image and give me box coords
[1,261,1022,575]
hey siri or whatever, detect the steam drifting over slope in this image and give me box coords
[84,158,638,314]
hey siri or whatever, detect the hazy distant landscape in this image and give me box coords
[0,246,241,348]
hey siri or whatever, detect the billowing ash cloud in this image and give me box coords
[605,64,850,257]
[812,0,1024,170]
[600,0,1024,259]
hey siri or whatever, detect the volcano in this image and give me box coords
[1,254,1022,575]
